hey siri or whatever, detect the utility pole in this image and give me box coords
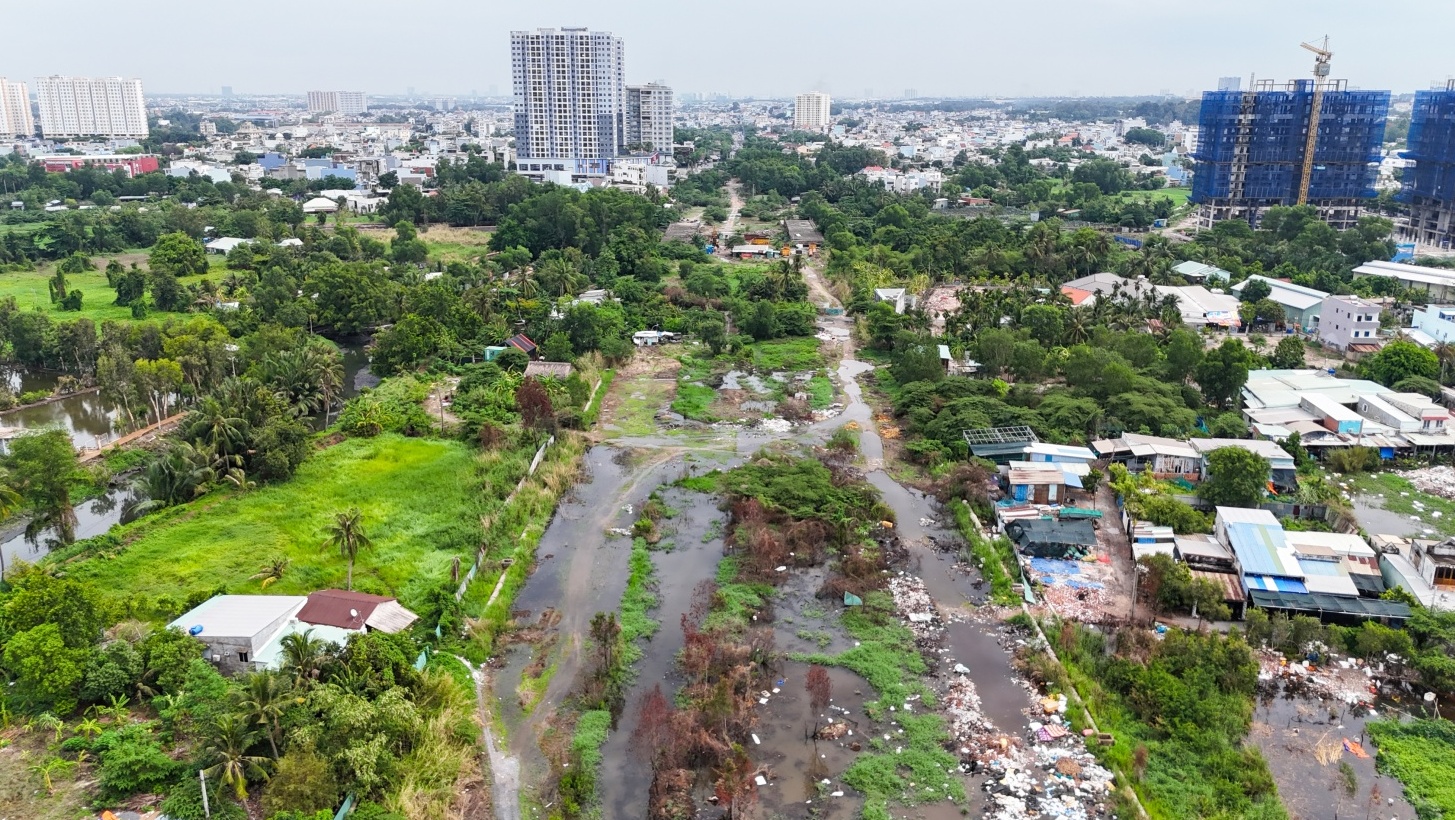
[199,769,211,819]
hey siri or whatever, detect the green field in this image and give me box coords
[0,253,216,323]
[63,434,482,615]
[418,224,495,262]
[1128,186,1190,206]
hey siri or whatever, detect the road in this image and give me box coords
[720,179,744,243]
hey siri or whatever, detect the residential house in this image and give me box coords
[169,595,309,676]
[171,591,419,676]
[874,288,908,314]
[1189,437,1297,491]
[1379,536,1455,611]
[1230,275,1328,331]
[1318,294,1382,352]
[1172,260,1232,284]
[1411,305,1455,344]
[505,333,538,357]
[1091,433,1201,481]
[1353,260,1455,303]
[1004,462,1081,505]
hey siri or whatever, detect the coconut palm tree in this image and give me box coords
[325,507,372,591]
[200,713,270,801]
[235,671,291,758]
[280,629,330,686]
[250,556,290,589]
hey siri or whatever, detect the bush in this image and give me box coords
[94,725,179,798]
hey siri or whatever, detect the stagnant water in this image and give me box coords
[492,446,688,786]
[597,483,735,818]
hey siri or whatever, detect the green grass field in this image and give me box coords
[0,252,217,323]
[1126,187,1191,206]
[64,434,482,615]
[418,225,496,262]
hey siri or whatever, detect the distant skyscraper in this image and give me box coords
[222,85,234,98]
[511,27,625,169]
[794,92,831,132]
[307,91,367,115]
[1191,79,1389,230]
[1217,76,1242,92]
[0,78,34,138]
[903,88,918,100]
[1401,80,1455,250]
[625,83,674,152]
[34,76,147,138]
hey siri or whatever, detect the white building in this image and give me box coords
[0,78,33,138]
[624,83,673,153]
[34,76,147,138]
[306,91,367,115]
[511,27,625,175]
[794,92,831,132]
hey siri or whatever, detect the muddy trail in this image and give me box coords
[493,445,685,782]
[597,485,733,818]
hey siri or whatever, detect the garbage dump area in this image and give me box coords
[887,570,1119,820]
[1397,465,1455,502]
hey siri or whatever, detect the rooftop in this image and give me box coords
[169,595,306,638]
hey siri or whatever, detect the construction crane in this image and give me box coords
[1296,36,1333,205]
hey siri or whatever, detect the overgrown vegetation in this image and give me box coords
[1367,719,1455,820]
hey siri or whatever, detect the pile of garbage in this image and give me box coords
[756,417,793,433]
[1040,583,1113,623]
[1398,465,1455,500]
[982,745,1115,820]
[888,573,941,643]
[1255,647,1383,706]
[944,671,1004,763]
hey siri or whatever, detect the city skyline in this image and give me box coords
[5,0,1455,98]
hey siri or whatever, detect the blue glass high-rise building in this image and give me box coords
[1402,82,1455,250]
[1191,79,1388,230]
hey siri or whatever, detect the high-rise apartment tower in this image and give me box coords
[624,83,674,152]
[1190,79,1388,230]
[1401,81,1455,250]
[0,79,33,138]
[511,27,625,172]
[794,92,831,132]
[34,76,147,138]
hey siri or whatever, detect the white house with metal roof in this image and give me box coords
[1229,275,1329,330]
[1353,260,1455,303]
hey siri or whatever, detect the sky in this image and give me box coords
[5,0,1454,99]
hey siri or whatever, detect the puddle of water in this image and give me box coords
[1253,688,1417,820]
[1350,494,1430,538]
[599,487,731,819]
[721,369,771,394]
[748,661,871,819]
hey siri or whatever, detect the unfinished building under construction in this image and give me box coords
[1401,81,1455,250]
[1191,80,1389,230]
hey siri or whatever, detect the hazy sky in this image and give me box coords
[5,0,1453,99]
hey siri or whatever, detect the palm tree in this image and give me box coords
[135,441,215,511]
[235,671,290,758]
[250,556,290,589]
[277,628,327,686]
[200,713,270,801]
[1434,341,1455,384]
[325,507,372,590]
[191,399,249,457]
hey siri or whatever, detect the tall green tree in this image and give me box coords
[325,507,372,590]
[1195,338,1257,409]
[6,429,84,545]
[1198,447,1271,508]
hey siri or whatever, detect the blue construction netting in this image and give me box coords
[1191,85,1389,204]
[1401,89,1455,204]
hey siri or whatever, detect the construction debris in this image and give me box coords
[1398,465,1455,500]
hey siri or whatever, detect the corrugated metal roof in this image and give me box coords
[169,595,307,639]
[1247,589,1412,620]
[1245,574,1309,594]
[1225,518,1300,578]
[1191,569,1245,602]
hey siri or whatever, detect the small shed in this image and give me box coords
[297,590,419,634]
[505,333,538,357]
[1006,518,1099,559]
[524,361,574,379]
